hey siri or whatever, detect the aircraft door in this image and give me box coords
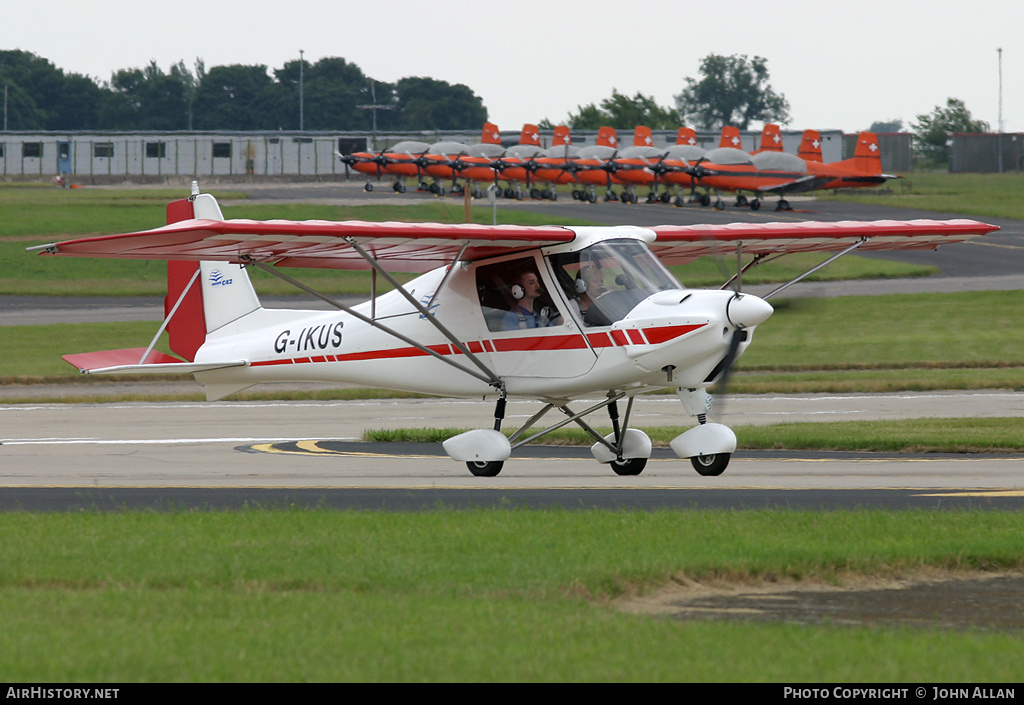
[474,254,597,379]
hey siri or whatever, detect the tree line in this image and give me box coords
[2,49,991,167]
[0,50,487,132]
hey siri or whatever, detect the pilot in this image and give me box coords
[502,271,558,330]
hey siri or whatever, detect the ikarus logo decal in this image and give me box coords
[209,269,233,286]
[418,291,440,319]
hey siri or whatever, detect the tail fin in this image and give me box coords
[165,194,260,361]
[596,126,618,148]
[632,125,653,147]
[518,123,541,146]
[552,125,572,146]
[676,127,697,146]
[758,123,782,152]
[848,131,883,174]
[482,122,502,145]
[719,125,742,149]
[798,130,823,162]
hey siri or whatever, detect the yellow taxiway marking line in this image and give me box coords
[915,490,1024,497]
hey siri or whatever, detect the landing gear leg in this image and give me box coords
[671,388,735,476]
[466,392,508,476]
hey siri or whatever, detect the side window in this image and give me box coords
[476,258,564,332]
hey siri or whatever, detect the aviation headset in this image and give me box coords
[575,265,600,294]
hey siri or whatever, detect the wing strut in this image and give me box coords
[242,258,499,388]
[762,238,867,300]
[341,236,502,387]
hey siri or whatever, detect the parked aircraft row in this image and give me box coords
[338,123,897,211]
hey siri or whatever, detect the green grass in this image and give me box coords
[828,171,1024,220]
[740,292,1024,370]
[1,509,1022,682]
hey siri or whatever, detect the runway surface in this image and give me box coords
[4,393,1023,510]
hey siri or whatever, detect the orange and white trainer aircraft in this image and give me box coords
[29,185,997,477]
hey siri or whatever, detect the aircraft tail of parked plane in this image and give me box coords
[798,130,824,162]
[676,127,697,146]
[518,123,541,147]
[752,124,783,154]
[632,125,654,147]
[482,122,503,145]
[596,126,619,148]
[718,126,743,149]
[552,125,572,147]
[835,131,885,174]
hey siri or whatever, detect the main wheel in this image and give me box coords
[467,460,503,477]
[610,457,647,476]
[690,453,730,476]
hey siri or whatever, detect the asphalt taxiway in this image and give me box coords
[3,393,1023,510]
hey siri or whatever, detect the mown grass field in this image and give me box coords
[831,171,1024,221]
[2,509,1023,682]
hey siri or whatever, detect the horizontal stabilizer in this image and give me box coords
[63,347,246,375]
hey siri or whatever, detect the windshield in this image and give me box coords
[549,239,682,326]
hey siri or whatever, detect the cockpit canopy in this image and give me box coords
[549,239,682,326]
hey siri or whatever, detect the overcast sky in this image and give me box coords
[9,0,1021,134]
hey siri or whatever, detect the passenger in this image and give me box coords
[502,271,558,330]
[574,265,607,321]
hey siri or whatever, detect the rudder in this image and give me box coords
[164,194,260,361]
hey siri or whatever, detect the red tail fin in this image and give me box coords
[850,131,883,174]
[676,127,697,146]
[518,124,540,146]
[164,199,206,362]
[552,125,571,146]
[758,124,782,152]
[799,130,823,162]
[482,122,502,145]
[632,125,653,147]
[719,126,742,149]
[596,126,618,148]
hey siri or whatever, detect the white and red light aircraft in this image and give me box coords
[29,185,997,477]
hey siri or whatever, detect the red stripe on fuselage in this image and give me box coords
[248,324,706,369]
[643,323,706,344]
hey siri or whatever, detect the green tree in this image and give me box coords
[911,98,990,166]
[193,64,278,130]
[392,77,486,130]
[567,90,678,130]
[0,50,105,129]
[674,54,790,130]
[868,119,904,133]
[103,61,194,130]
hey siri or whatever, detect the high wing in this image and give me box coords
[31,215,998,271]
[30,218,577,273]
[649,219,998,264]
